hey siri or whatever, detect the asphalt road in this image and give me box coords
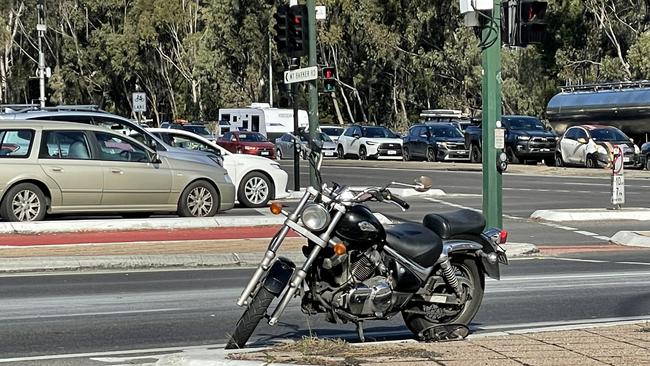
[2,250,650,364]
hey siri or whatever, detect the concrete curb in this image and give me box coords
[610,231,650,248]
[530,208,650,222]
[0,216,286,235]
[0,243,537,273]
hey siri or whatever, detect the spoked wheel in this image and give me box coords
[337,145,345,159]
[426,147,437,162]
[225,287,275,349]
[177,181,219,217]
[403,147,411,161]
[402,257,484,339]
[359,146,367,160]
[555,153,564,167]
[586,154,598,169]
[238,172,272,208]
[470,145,482,163]
[646,155,650,171]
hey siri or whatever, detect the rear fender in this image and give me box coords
[449,234,501,280]
[262,257,295,296]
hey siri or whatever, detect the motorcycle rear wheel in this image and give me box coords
[402,257,484,339]
[225,287,275,349]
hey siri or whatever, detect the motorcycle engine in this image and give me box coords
[333,249,394,317]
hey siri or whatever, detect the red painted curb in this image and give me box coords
[0,225,298,246]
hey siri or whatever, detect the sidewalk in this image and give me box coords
[223,322,650,366]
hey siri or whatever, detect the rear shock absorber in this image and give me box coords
[439,259,462,297]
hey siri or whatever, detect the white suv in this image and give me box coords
[337,125,403,160]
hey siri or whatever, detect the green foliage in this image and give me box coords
[1,0,649,125]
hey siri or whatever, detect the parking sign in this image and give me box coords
[132,92,146,112]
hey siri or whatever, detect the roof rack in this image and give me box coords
[560,80,650,93]
[2,104,105,114]
[1,104,39,113]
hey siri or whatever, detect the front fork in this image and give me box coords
[236,187,346,326]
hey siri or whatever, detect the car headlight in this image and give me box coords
[517,136,530,141]
[436,142,448,148]
[271,163,282,170]
[366,141,377,145]
[244,146,256,151]
[208,155,223,166]
[301,204,330,232]
[224,173,232,184]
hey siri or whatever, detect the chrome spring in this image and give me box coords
[440,259,462,296]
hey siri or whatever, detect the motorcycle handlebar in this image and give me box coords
[382,189,410,210]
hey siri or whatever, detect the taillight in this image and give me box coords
[499,230,508,244]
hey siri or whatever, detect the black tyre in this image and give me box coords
[238,172,273,208]
[402,257,484,338]
[337,145,345,159]
[177,180,220,217]
[470,145,482,163]
[359,146,367,160]
[506,147,520,164]
[225,287,275,349]
[646,155,650,171]
[1,183,47,222]
[555,153,564,167]
[585,154,597,169]
[426,147,437,162]
[403,147,411,161]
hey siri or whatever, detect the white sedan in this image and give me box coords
[148,128,289,208]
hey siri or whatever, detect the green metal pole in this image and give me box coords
[481,1,503,228]
[306,0,319,187]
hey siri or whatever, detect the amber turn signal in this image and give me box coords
[270,202,283,215]
[333,242,347,256]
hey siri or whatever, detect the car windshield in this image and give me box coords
[591,128,629,142]
[322,127,343,137]
[430,125,463,138]
[238,133,267,142]
[319,132,333,142]
[184,125,211,136]
[362,127,398,138]
[507,117,546,131]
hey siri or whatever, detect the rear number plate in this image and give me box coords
[261,151,269,156]
[387,150,397,155]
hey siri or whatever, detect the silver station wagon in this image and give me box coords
[0,121,235,221]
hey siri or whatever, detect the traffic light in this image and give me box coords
[517,0,547,46]
[273,5,290,55]
[288,5,309,58]
[322,67,336,93]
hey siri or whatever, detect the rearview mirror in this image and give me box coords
[414,176,433,192]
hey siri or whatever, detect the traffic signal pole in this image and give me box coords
[481,0,503,228]
[306,0,319,187]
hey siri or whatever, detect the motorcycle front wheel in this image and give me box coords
[402,257,484,338]
[225,287,275,349]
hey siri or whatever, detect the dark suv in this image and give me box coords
[403,123,469,162]
[465,115,558,165]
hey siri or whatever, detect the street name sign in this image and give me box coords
[284,66,318,84]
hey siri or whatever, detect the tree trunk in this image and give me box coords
[331,92,345,125]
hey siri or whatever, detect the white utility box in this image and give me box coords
[460,0,494,14]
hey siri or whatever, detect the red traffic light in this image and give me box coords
[324,69,334,78]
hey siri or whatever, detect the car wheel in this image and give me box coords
[544,157,556,167]
[178,180,220,217]
[555,153,564,167]
[276,149,283,160]
[1,183,47,222]
[506,147,520,164]
[585,154,597,169]
[238,172,273,208]
[337,145,345,159]
[646,155,650,171]
[470,145,482,163]
[426,147,437,162]
[403,147,411,161]
[359,146,367,160]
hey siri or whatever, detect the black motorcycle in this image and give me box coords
[226,142,508,349]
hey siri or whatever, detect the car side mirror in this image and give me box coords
[414,176,433,192]
[231,137,237,142]
[148,140,158,151]
[353,134,360,139]
[630,138,635,143]
[151,153,162,164]
[577,138,587,144]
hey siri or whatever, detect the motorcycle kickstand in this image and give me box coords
[356,321,365,343]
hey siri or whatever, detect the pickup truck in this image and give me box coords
[464,115,558,165]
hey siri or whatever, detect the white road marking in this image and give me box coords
[475,315,650,332]
[549,258,608,263]
[594,235,611,241]
[616,261,650,266]
[0,343,227,363]
[0,308,187,322]
[574,230,599,236]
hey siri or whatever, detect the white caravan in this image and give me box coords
[218,103,309,140]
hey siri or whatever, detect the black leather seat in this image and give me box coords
[423,209,486,239]
[385,223,443,268]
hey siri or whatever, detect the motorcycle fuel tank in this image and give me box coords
[335,205,386,248]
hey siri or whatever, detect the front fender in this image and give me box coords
[263,257,295,296]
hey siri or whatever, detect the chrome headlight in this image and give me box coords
[436,142,448,148]
[301,204,330,231]
[517,136,530,141]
